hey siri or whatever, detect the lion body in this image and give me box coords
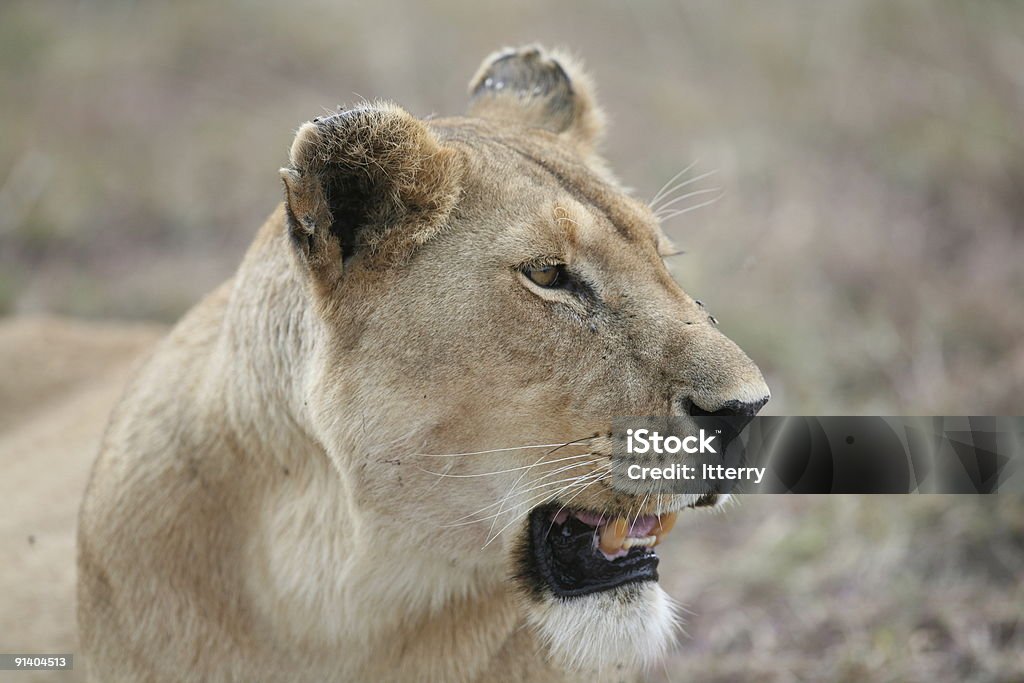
[2,45,768,683]
[75,216,587,682]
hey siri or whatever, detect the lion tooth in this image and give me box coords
[622,536,656,549]
[598,517,629,554]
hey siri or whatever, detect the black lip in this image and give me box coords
[521,506,659,598]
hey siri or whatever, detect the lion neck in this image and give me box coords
[202,210,529,674]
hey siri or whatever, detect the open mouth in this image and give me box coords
[521,504,683,598]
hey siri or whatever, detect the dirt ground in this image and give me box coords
[0,318,163,683]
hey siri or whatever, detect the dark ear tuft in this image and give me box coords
[468,45,605,152]
[280,103,462,290]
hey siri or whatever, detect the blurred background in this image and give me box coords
[1,0,1022,681]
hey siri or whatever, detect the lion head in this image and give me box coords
[278,45,769,674]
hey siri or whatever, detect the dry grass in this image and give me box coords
[0,1,1022,680]
[661,495,1024,682]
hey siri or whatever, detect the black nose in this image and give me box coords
[691,397,769,418]
[686,396,768,437]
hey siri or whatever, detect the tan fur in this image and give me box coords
[468,46,606,155]
[74,46,769,682]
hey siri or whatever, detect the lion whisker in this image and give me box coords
[413,450,597,479]
[657,192,727,222]
[650,169,718,210]
[439,457,605,526]
[443,467,607,529]
[629,491,651,532]
[442,451,605,525]
[490,466,610,531]
[482,468,611,548]
[520,456,605,487]
[653,187,722,217]
[410,440,591,458]
[649,159,700,206]
[540,470,613,540]
[486,435,596,539]
[454,469,606,533]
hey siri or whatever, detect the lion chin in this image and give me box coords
[511,503,690,674]
[526,583,679,672]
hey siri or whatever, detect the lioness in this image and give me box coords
[78,45,769,682]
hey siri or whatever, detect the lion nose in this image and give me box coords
[684,395,769,434]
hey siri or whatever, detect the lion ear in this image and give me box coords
[280,103,462,289]
[467,45,606,153]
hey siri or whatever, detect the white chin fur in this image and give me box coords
[526,582,679,673]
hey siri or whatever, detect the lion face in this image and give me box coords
[281,46,769,673]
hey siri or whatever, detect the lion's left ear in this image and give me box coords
[467,45,606,153]
[280,103,462,291]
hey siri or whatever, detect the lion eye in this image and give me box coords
[524,265,563,288]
